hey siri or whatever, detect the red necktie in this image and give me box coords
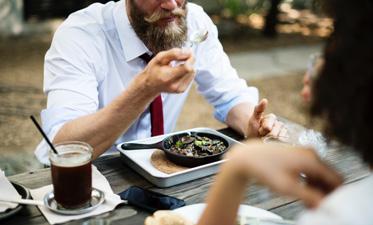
[140,53,164,136]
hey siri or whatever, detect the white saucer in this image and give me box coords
[173,203,282,224]
[43,188,105,215]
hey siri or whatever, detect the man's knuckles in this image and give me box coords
[169,83,185,93]
[183,64,195,74]
[260,124,272,134]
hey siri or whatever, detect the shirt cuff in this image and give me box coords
[34,123,65,165]
[214,87,259,122]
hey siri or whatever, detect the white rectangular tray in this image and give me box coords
[116,127,242,187]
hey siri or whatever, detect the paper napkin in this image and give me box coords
[30,166,124,224]
[0,169,22,212]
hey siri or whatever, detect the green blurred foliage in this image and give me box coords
[218,0,269,17]
[190,0,319,18]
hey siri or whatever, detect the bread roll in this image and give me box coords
[144,210,194,225]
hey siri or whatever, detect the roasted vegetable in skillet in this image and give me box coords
[169,134,226,157]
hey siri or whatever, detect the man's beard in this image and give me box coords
[129,0,188,54]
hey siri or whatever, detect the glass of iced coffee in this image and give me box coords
[49,141,93,209]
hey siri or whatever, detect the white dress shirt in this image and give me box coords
[35,0,258,164]
[297,173,373,225]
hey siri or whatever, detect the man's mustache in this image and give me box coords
[144,7,186,23]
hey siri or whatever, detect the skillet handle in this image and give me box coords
[121,142,163,150]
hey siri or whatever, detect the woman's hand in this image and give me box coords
[226,141,343,208]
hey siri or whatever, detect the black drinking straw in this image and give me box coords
[30,115,58,154]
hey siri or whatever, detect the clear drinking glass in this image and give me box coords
[49,141,93,209]
[262,119,327,158]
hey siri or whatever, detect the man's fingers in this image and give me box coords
[253,99,268,120]
[258,114,276,136]
[184,53,196,66]
[167,58,195,81]
[162,57,195,92]
[155,48,192,65]
[267,121,284,138]
[173,68,196,92]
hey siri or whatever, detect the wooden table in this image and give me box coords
[6,128,370,225]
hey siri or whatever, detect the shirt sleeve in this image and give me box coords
[192,6,259,123]
[296,209,343,225]
[35,24,104,164]
[296,178,373,225]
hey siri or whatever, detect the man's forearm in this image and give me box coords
[225,102,255,138]
[53,74,158,159]
[52,48,195,158]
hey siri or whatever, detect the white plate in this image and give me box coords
[173,203,282,224]
[0,182,30,221]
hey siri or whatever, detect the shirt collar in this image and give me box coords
[113,0,150,62]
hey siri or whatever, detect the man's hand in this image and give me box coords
[226,141,343,208]
[226,99,287,140]
[247,98,288,139]
[138,48,196,97]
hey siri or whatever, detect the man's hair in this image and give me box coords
[311,0,373,164]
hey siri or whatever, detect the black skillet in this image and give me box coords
[120,132,230,167]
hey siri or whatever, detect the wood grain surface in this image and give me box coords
[6,128,370,225]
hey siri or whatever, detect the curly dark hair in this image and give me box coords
[311,0,373,165]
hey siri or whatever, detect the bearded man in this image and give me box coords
[35,0,287,164]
